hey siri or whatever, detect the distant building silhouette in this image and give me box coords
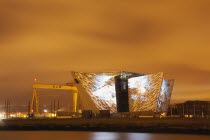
[168,101,210,118]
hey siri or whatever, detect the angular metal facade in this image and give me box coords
[128,72,164,112]
[73,72,117,113]
[156,79,174,113]
[73,71,174,113]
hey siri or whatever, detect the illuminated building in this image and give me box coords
[72,71,174,114]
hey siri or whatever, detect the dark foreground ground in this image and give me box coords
[0,118,210,134]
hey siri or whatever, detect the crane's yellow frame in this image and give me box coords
[30,84,78,114]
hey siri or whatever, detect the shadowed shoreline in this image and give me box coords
[0,118,210,135]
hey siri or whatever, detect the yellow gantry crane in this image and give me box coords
[30,83,79,114]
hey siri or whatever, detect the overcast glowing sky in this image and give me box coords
[1,0,210,104]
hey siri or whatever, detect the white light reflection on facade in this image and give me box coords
[128,72,163,112]
[74,71,173,113]
[74,72,117,113]
[157,79,174,112]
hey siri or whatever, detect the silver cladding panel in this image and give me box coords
[73,72,117,113]
[128,72,164,112]
[156,79,174,113]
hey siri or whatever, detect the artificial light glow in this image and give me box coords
[75,71,173,113]
[51,113,56,117]
[0,113,4,119]
[157,79,174,112]
[74,72,117,113]
[128,72,164,112]
[10,114,16,117]
[92,75,116,109]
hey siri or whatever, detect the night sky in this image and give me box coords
[1,0,210,105]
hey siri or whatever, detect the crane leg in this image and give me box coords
[72,91,78,112]
[30,88,39,114]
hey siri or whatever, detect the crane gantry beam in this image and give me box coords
[33,84,78,91]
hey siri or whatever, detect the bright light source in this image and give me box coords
[0,113,4,119]
[51,113,56,117]
[44,109,48,113]
[10,114,16,117]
